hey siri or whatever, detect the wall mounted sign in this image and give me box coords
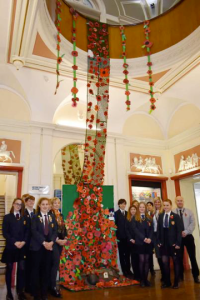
[28,185,50,195]
[174,145,200,173]
[0,139,21,163]
[130,153,163,174]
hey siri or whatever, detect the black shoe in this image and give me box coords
[18,292,27,300]
[145,280,151,287]
[6,293,14,300]
[25,288,31,294]
[140,281,145,287]
[172,284,179,289]
[194,277,200,283]
[161,283,172,288]
[50,287,62,298]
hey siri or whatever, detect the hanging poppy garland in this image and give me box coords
[82,19,110,186]
[61,144,82,185]
[119,26,131,111]
[55,0,64,95]
[142,20,156,113]
[70,8,79,107]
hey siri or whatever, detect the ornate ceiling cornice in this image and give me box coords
[8,0,200,95]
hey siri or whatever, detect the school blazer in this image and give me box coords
[134,218,154,246]
[24,208,36,245]
[115,209,128,239]
[30,212,57,251]
[2,213,29,250]
[157,212,182,247]
[125,217,136,241]
[24,208,36,219]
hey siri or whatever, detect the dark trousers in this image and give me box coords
[162,254,180,286]
[51,244,62,287]
[31,247,52,298]
[130,245,140,280]
[180,234,199,279]
[25,248,32,292]
[6,261,25,294]
[118,239,131,275]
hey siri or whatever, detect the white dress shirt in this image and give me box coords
[153,210,159,232]
[41,212,49,224]
[14,211,20,218]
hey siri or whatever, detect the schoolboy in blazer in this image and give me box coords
[23,194,36,294]
[115,199,132,278]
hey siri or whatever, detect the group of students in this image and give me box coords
[2,194,200,299]
[2,195,67,300]
[115,196,200,288]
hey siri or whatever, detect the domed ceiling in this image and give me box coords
[65,0,182,24]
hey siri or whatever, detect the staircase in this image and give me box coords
[0,195,6,274]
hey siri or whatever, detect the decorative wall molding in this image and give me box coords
[8,0,200,95]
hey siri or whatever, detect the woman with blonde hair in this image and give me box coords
[2,198,28,300]
[49,197,67,298]
[126,205,140,281]
[30,197,57,300]
[152,197,164,281]
[132,200,139,208]
[134,202,153,287]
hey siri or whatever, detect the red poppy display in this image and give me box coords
[142,20,156,113]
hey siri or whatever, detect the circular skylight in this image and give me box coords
[65,0,182,25]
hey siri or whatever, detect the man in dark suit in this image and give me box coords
[23,194,36,294]
[115,199,132,278]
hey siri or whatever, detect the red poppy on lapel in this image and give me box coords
[170,215,174,219]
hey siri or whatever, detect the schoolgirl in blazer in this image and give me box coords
[2,198,29,300]
[30,212,57,251]
[157,211,182,248]
[49,197,67,298]
[30,197,57,300]
[134,202,153,287]
[157,199,182,289]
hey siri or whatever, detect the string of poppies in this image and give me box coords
[54,0,63,95]
[69,8,79,106]
[142,20,156,113]
[82,20,110,186]
[119,26,131,111]
[61,144,82,185]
